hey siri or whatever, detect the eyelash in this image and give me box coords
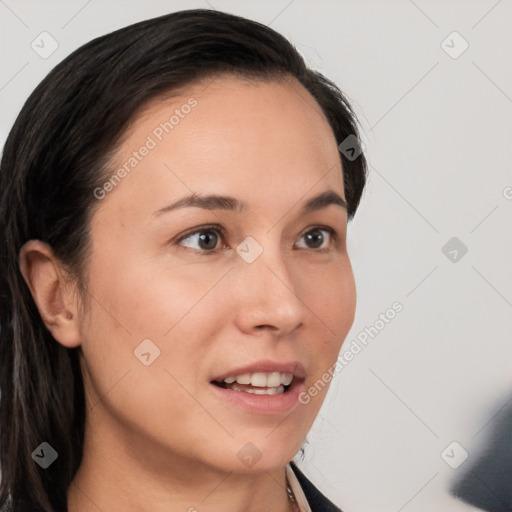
[175,223,338,255]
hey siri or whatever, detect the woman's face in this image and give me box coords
[79,74,356,474]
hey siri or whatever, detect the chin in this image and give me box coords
[210,433,305,475]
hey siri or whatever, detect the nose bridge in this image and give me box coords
[232,234,304,334]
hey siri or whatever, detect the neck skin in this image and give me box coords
[67,405,294,512]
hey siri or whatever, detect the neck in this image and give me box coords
[67,411,294,512]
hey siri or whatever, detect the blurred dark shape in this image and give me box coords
[450,395,512,512]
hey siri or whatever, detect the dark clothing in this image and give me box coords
[290,460,343,511]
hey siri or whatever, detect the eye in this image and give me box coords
[175,224,337,254]
[295,226,335,250]
[177,225,227,253]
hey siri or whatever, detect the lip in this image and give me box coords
[210,360,307,382]
[209,373,306,415]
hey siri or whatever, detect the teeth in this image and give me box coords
[229,383,286,395]
[222,372,294,388]
[266,372,281,387]
[235,373,251,385]
[280,373,293,386]
[250,372,268,387]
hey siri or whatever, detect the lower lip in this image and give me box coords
[209,378,305,414]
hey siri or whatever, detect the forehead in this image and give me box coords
[98,75,344,223]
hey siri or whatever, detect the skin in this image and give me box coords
[19,74,356,512]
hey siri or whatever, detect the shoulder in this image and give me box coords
[289,460,344,512]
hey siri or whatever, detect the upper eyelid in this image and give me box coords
[176,224,227,243]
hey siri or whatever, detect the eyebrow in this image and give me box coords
[153,189,347,217]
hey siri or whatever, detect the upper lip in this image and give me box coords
[210,360,306,382]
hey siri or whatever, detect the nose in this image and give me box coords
[232,239,305,338]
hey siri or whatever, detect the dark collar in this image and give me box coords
[289,460,343,511]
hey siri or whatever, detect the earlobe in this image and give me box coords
[19,240,82,348]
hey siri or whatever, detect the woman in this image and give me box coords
[0,9,367,512]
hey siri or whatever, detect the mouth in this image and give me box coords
[210,371,295,395]
[209,365,306,414]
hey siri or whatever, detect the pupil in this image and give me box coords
[306,230,324,248]
[199,231,218,250]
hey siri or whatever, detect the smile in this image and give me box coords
[212,371,294,395]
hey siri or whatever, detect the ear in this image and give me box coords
[19,240,82,348]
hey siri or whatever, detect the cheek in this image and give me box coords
[303,256,356,344]
[83,247,226,340]
[77,263,226,452]
[78,250,228,403]
[299,257,356,400]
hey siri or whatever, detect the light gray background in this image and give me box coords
[1,1,511,511]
